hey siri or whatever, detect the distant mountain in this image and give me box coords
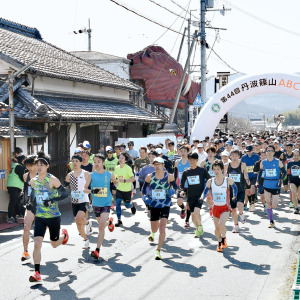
[206,73,300,119]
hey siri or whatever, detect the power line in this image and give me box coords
[222,0,300,38]
[109,0,183,35]
[149,0,187,20]
[170,0,199,19]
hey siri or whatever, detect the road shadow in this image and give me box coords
[30,274,90,300]
[163,254,207,278]
[274,226,300,236]
[222,246,270,275]
[162,238,193,257]
[239,233,282,249]
[27,258,71,282]
[122,222,149,236]
[92,253,142,277]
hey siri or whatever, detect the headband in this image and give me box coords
[36,157,49,165]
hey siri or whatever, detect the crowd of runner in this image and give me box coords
[6,130,300,282]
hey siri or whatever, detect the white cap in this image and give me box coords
[153,157,164,164]
[155,148,163,155]
[232,145,239,150]
[221,151,230,157]
[192,137,196,141]
[197,143,204,148]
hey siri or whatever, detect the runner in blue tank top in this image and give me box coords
[287,149,300,214]
[142,157,177,260]
[84,154,118,260]
[174,145,191,227]
[241,145,260,211]
[259,144,286,228]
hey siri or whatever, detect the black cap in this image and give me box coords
[286,142,293,147]
[188,152,199,160]
[246,145,253,152]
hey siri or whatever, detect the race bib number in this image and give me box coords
[212,192,226,203]
[229,174,240,182]
[265,169,277,177]
[246,166,254,173]
[291,169,300,176]
[94,188,108,197]
[187,176,200,185]
[36,190,48,204]
[71,190,84,199]
[152,189,166,200]
[208,170,215,177]
[108,167,115,172]
[262,171,265,178]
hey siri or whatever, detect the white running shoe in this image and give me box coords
[85,220,93,236]
[251,204,255,211]
[82,239,89,249]
[232,225,239,233]
[239,213,246,224]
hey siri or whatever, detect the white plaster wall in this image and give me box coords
[95,62,130,80]
[28,75,130,101]
[69,123,77,159]
[16,138,28,156]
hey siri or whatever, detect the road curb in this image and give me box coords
[292,250,300,299]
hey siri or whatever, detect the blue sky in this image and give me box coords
[1,0,299,77]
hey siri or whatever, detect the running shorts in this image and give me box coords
[258,184,264,194]
[25,202,36,215]
[187,198,203,212]
[93,206,110,217]
[116,190,131,203]
[150,206,170,221]
[230,192,245,209]
[290,179,300,188]
[283,177,289,186]
[213,204,229,219]
[264,187,280,195]
[72,202,87,217]
[34,216,61,241]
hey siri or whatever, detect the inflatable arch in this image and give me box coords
[191,73,300,140]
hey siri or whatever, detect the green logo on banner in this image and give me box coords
[211,103,221,113]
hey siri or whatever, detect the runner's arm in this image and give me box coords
[84,173,92,193]
[279,161,287,179]
[242,162,250,183]
[110,173,118,185]
[228,178,237,198]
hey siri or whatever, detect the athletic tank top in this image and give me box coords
[205,159,215,177]
[287,160,300,180]
[90,171,112,207]
[70,170,89,204]
[227,162,244,192]
[33,174,60,218]
[262,158,280,189]
[149,171,171,208]
[177,159,190,188]
[211,177,229,206]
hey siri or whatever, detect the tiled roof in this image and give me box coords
[34,93,163,123]
[0,79,48,120]
[0,19,140,92]
[0,118,46,138]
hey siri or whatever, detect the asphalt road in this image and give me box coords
[0,191,299,300]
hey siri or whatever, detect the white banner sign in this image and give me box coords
[191,73,300,140]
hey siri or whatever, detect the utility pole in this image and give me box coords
[8,60,37,167]
[177,27,187,62]
[200,0,206,103]
[88,18,91,51]
[169,31,198,124]
[8,71,14,168]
